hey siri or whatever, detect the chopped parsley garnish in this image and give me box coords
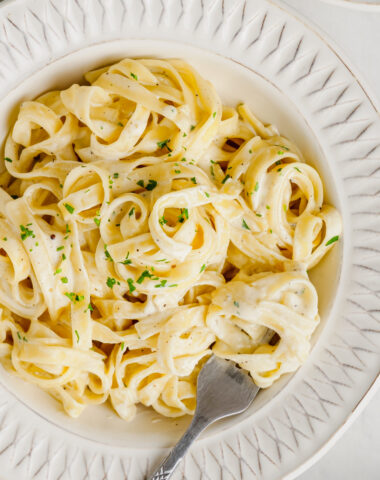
[62,253,66,260]
[190,177,197,184]
[174,169,181,174]
[204,192,210,198]
[106,277,116,289]
[54,268,62,275]
[5,157,12,163]
[120,342,125,352]
[266,205,270,210]
[117,122,123,127]
[94,217,100,227]
[146,179,157,191]
[178,208,189,223]
[65,292,84,303]
[129,207,135,217]
[200,264,206,273]
[65,224,71,234]
[120,252,132,265]
[278,150,284,155]
[156,258,169,263]
[255,213,262,217]
[183,132,187,137]
[283,204,287,212]
[20,224,35,241]
[86,303,94,312]
[137,179,145,188]
[127,278,136,293]
[104,244,113,262]
[157,139,172,152]
[212,111,216,118]
[210,165,215,177]
[2,237,7,241]
[234,300,240,308]
[168,284,178,287]
[275,160,282,166]
[154,279,168,288]
[137,269,153,284]
[64,203,75,214]
[130,72,138,80]
[74,330,80,343]
[254,181,259,192]
[249,149,252,154]
[294,166,301,173]
[221,174,231,184]
[190,125,195,131]
[242,219,250,230]
[113,172,119,179]
[274,144,289,151]
[17,331,27,342]
[61,277,68,284]
[325,235,339,246]
[159,216,167,225]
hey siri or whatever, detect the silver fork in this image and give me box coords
[148,355,260,480]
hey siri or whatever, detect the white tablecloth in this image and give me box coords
[280,1,380,479]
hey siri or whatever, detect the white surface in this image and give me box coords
[0,1,379,479]
[281,2,380,479]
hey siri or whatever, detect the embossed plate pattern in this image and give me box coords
[0,1,379,479]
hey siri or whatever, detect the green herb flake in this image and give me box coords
[159,216,167,226]
[234,300,240,308]
[54,268,62,276]
[129,207,135,217]
[64,203,75,214]
[222,174,231,184]
[120,252,132,265]
[190,125,195,131]
[325,235,339,246]
[266,205,270,210]
[20,224,35,241]
[86,303,94,312]
[242,219,250,230]
[117,122,124,127]
[190,177,197,184]
[174,169,181,174]
[200,264,206,273]
[137,179,145,188]
[205,192,210,198]
[2,237,7,241]
[130,72,138,80]
[254,181,259,192]
[120,342,125,352]
[94,217,100,227]
[104,244,113,262]
[249,149,252,154]
[212,111,216,118]
[62,253,66,260]
[106,277,116,289]
[74,329,80,343]
[278,150,284,155]
[255,213,262,217]
[154,279,168,288]
[60,277,68,284]
[113,172,119,179]
[146,179,157,191]
[294,166,301,173]
[65,292,84,303]
[5,157,13,163]
[283,204,287,212]
[127,278,136,293]
[275,160,282,166]
[137,269,153,284]
[157,139,172,151]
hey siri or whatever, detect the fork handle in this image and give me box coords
[149,414,210,480]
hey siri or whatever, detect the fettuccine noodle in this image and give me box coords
[0,58,341,420]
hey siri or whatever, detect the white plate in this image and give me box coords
[0,1,379,479]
